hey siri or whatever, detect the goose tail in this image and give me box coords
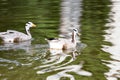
[45,38,49,42]
[0,37,4,44]
[45,38,57,42]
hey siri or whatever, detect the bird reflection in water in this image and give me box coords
[0,40,32,53]
[34,43,92,80]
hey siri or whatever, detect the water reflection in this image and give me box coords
[46,62,92,80]
[35,43,92,80]
[0,40,31,52]
[102,0,120,80]
[0,41,48,66]
[59,0,82,42]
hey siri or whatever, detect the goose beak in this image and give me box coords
[77,33,81,36]
[32,23,36,27]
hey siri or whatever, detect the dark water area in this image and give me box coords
[0,0,119,80]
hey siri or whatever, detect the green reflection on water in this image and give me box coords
[78,0,112,80]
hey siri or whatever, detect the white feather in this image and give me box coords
[46,29,80,50]
[0,22,36,43]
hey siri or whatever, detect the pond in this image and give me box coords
[0,0,120,80]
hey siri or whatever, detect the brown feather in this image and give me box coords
[13,37,20,43]
[62,44,67,50]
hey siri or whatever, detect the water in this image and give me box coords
[0,0,119,80]
[102,0,120,80]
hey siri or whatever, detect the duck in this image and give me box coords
[0,22,36,43]
[46,29,80,50]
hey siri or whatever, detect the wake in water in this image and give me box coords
[34,43,91,79]
[34,44,92,80]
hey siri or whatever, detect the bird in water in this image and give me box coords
[0,22,36,43]
[45,29,80,50]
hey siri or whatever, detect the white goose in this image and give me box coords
[46,29,80,50]
[0,22,36,43]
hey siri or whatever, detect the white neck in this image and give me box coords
[25,26,32,39]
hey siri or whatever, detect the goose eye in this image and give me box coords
[28,22,32,24]
[73,29,77,31]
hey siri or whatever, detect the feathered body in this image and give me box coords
[46,29,80,50]
[0,22,36,43]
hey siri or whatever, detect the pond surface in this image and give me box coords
[0,0,120,80]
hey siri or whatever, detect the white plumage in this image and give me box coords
[0,22,36,43]
[46,29,80,50]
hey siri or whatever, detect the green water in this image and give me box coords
[80,0,112,80]
[0,0,113,80]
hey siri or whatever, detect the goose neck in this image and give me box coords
[71,31,76,43]
[25,26,32,38]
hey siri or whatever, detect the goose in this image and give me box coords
[46,29,80,50]
[0,22,36,43]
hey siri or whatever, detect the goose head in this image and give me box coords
[73,29,80,36]
[25,22,36,31]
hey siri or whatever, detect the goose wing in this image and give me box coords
[0,30,29,42]
[7,30,30,41]
[0,30,20,36]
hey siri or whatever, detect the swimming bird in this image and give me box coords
[46,29,80,50]
[0,22,36,43]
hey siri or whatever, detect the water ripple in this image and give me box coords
[46,62,92,80]
[102,0,120,80]
[34,43,92,80]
